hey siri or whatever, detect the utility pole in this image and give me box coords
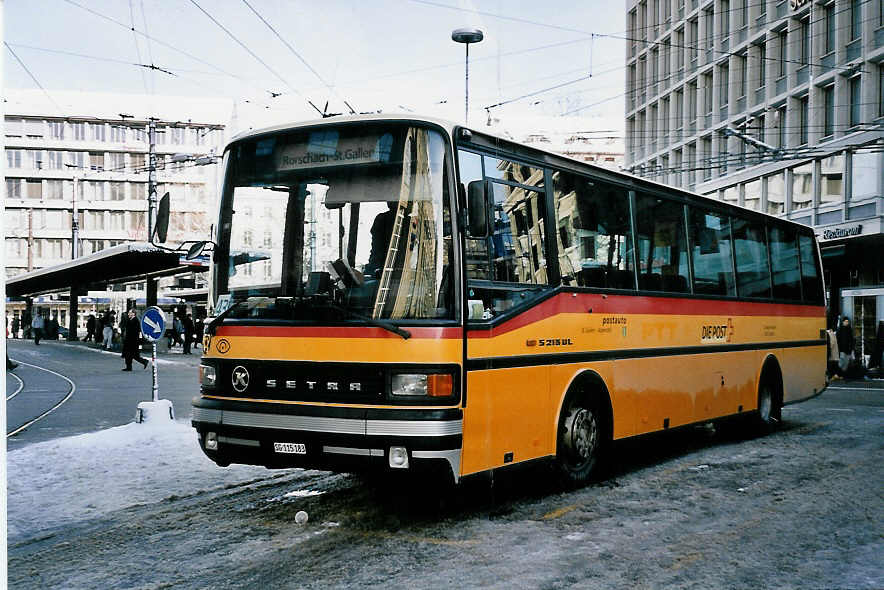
[27,208,34,271]
[65,165,81,259]
[148,117,158,242]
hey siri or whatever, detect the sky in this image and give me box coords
[3,0,628,135]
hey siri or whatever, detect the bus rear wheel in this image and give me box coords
[554,397,603,486]
[753,377,780,433]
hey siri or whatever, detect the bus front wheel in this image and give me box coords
[554,396,605,486]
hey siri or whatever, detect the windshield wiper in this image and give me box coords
[326,301,411,340]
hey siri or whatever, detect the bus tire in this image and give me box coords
[554,392,607,487]
[754,362,783,432]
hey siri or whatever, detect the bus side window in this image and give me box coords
[458,150,489,280]
[732,218,772,298]
[552,170,635,289]
[688,208,736,296]
[769,225,801,301]
[634,194,690,293]
[798,233,823,304]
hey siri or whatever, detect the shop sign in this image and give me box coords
[821,224,862,241]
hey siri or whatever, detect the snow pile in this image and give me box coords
[7,419,272,543]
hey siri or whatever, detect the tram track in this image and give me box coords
[7,370,25,400]
[6,359,77,438]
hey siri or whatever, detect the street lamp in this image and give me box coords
[451,27,483,124]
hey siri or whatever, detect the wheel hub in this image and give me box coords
[563,406,597,462]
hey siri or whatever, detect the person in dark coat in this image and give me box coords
[182,313,195,355]
[836,317,855,376]
[121,309,148,371]
[364,202,398,278]
[85,314,96,342]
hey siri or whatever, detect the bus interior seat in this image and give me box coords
[662,274,689,293]
[580,267,607,287]
[639,273,663,291]
[608,269,635,290]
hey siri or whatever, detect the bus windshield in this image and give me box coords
[214,123,454,323]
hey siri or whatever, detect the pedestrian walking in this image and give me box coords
[31,312,45,345]
[121,309,148,371]
[836,317,855,376]
[11,315,20,339]
[182,313,195,355]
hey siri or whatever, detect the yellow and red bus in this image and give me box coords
[191,115,827,485]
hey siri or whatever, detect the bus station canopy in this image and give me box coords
[6,242,208,298]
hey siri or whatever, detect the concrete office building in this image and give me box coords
[3,90,231,331]
[624,0,884,364]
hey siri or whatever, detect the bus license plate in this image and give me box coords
[274,442,306,454]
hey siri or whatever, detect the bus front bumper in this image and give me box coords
[191,397,463,481]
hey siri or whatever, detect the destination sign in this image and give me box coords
[276,132,392,171]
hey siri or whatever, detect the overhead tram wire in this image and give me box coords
[188,0,324,117]
[129,0,150,94]
[4,43,63,115]
[63,0,242,82]
[241,0,356,114]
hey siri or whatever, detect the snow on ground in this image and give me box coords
[7,418,276,543]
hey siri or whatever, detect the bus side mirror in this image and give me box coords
[154,192,170,243]
[467,180,490,238]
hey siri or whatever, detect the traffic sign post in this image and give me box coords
[141,306,166,402]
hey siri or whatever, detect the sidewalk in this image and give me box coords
[14,335,205,366]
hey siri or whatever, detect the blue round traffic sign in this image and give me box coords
[141,306,166,342]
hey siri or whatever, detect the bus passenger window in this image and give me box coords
[798,233,824,304]
[634,194,690,293]
[553,171,635,289]
[769,225,801,301]
[732,218,772,298]
[688,208,736,296]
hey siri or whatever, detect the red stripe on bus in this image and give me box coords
[215,325,463,339]
[468,293,824,338]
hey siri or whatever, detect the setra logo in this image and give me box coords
[216,338,231,354]
[231,365,250,393]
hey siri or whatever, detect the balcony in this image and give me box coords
[845,39,862,62]
[721,37,730,52]
[820,52,835,73]
[736,96,746,113]
[705,112,713,127]
[876,26,884,49]
[754,14,766,32]
[775,76,787,96]
[735,27,747,45]
[796,65,809,86]
[754,86,766,106]
[719,104,729,122]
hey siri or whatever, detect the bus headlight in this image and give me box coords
[391,373,453,398]
[199,364,217,387]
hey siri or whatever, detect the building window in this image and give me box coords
[27,180,42,199]
[824,3,836,54]
[777,106,787,148]
[108,152,125,171]
[800,18,810,63]
[170,127,185,145]
[48,120,65,140]
[110,125,126,143]
[880,64,884,118]
[778,31,787,78]
[849,76,861,128]
[757,44,766,88]
[71,122,85,140]
[90,152,104,171]
[821,154,844,203]
[6,179,22,199]
[90,123,106,142]
[792,162,814,209]
[798,96,809,145]
[68,151,85,169]
[850,0,861,40]
[47,150,65,169]
[109,182,126,201]
[720,65,729,107]
[767,172,785,214]
[28,150,43,169]
[721,0,730,37]
[6,149,22,169]
[46,180,64,200]
[738,55,747,99]
[823,85,835,138]
[5,118,23,137]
